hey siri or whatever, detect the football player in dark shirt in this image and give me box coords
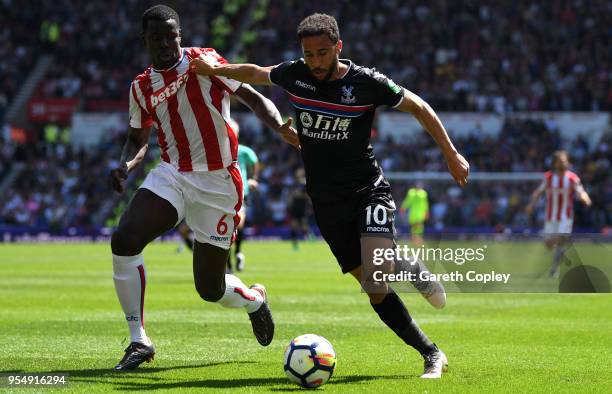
[190,13,469,378]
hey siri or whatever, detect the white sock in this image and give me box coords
[112,253,151,345]
[216,274,263,313]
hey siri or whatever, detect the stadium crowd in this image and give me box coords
[2,0,610,120]
[243,118,612,232]
[0,0,239,120]
[0,1,611,234]
[0,129,126,230]
[4,117,609,233]
[248,0,612,113]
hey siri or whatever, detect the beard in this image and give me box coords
[312,58,339,81]
[322,61,338,81]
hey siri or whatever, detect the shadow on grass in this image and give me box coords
[1,368,408,390]
[113,373,406,390]
[269,375,408,391]
[1,361,255,385]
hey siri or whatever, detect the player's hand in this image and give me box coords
[247,178,259,190]
[109,164,128,193]
[189,57,215,76]
[277,117,300,149]
[525,204,534,215]
[445,151,469,186]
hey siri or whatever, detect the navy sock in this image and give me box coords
[183,236,193,251]
[235,229,244,254]
[371,291,435,355]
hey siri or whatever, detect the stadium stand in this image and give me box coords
[246,0,612,112]
[0,0,610,236]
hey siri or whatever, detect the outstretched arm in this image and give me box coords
[395,90,469,186]
[234,84,299,148]
[190,57,275,86]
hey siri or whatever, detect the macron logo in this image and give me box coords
[150,72,189,108]
[296,80,316,91]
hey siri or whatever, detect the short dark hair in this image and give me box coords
[297,13,339,43]
[142,4,180,31]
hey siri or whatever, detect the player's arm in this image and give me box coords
[574,179,592,207]
[526,180,545,215]
[400,192,412,214]
[110,126,151,193]
[234,84,300,148]
[395,90,469,186]
[245,152,261,190]
[247,161,261,190]
[190,57,275,86]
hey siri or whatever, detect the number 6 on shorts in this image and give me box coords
[216,214,229,235]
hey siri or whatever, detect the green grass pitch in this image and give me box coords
[0,241,611,393]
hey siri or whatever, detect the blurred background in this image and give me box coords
[0,0,610,241]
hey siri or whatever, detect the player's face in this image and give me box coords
[554,155,569,172]
[301,35,341,81]
[143,19,181,69]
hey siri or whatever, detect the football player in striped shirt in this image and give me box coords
[526,150,591,277]
[108,5,299,371]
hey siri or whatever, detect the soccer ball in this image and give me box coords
[283,334,336,388]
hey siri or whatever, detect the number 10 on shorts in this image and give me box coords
[365,205,388,225]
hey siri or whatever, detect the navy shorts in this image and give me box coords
[312,178,396,273]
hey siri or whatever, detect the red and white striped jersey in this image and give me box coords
[129,47,242,172]
[536,170,585,222]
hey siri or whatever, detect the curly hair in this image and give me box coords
[297,13,339,43]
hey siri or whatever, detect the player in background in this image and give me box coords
[229,118,260,272]
[288,170,312,250]
[176,220,194,252]
[400,182,429,245]
[108,5,299,371]
[190,13,469,378]
[526,150,591,277]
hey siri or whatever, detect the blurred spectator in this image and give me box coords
[1,1,610,234]
[0,117,610,232]
[246,0,612,113]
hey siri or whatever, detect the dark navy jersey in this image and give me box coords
[270,59,404,201]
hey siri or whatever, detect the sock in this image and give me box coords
[235,229,244,254]
[183,234,194,251]
[112,254,151,345]
[290,229,298,249]
[227,253,233,271]
[371,290,435,356]
[290,229,297,242]
[550,245,567,275]
[216,274,263,313]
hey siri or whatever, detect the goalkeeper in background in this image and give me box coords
[400,182,428,245]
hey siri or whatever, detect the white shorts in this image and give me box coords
[543,219,573,235]
[140,161,243,249]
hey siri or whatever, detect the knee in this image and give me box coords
[362,281,389,304]
[111,227,146,256]
[195,282,225,302]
